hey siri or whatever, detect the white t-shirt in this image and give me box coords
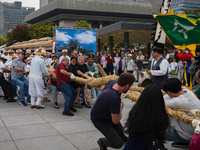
[164,87,200,140]
[0,61,5,73]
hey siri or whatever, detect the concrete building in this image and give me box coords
[26,0,158,30]
[0,1,35,37]
[172,0,200,14]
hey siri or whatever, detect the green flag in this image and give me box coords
[155,10,200,51]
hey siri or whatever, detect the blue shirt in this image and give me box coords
[90,80,121,123]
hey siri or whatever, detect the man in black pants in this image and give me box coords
[90,73,135,150]
[0,57,16,103]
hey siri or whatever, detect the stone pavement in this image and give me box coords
[0,82,188,150]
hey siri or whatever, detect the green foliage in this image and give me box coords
[29,21,54,39]
[6,24,30,43]
[0,35,7,46]
[185,9,200,15]
[73,20,92,30]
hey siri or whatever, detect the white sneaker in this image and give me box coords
[13,96,18,100]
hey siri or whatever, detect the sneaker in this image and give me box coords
[36,105,45,109]
[31,105,36,108]
[74,102,82,108]
[6,99,16,103]
[85,102,91,108]
[54,102,59,109]
[79,95,83,101]
[25,96,27,100]
[62,111,74,116]
[97,138,107,150]
[43,97,51,102]
[26,101,31,105]
[70,107,77,112]
[81,101,86,106]
[59,92,62,95]
[20,101,26,106]
[171,142,189,148]
[13,96,18,100]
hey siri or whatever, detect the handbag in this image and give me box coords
[147,138,167,150]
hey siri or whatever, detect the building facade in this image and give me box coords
[26,0,157,30]
[172,0,200,14]
[0,1,35,37]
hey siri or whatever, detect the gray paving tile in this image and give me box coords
[64,131,103,150]
[0,141,17,150]
[0,127,12,142]
[15,135,78,150]
[40,112,83,123]
[50,120,96,134]
[0,119,5,128]
[0,107,35,117]
[7,123,59,140]
[2,114,46,127]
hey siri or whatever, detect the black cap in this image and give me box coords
[0,57,7,61]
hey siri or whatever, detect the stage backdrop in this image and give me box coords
[56,29,96,55]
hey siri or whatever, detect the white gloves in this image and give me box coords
[70,74,75,80]
[25,69,29,73]
[190,109,200,116]
[88,72,94,77]
[192,119,200,133]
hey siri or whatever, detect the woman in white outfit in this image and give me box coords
[126,54,136,75]
[114,53,120,76]
[29,47,50,109]
[176,60,184,81]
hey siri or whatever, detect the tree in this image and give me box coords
[67,39,79,54]
[6,24,30,43]
[29,21,54,39]
[185,9,200,15]
[0,35,7,46]
[73,20,92,30]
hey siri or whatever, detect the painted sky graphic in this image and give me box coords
[56,29,96,54]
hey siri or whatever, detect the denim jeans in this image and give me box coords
[165,126,190,144]
[58,82,77,111]
[12,77,31,101]
[114,66,119,76]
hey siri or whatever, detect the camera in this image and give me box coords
[194,56,200,60]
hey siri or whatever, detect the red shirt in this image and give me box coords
[56,62,70,85]
[177,52,193,61]
[106,56,115,63]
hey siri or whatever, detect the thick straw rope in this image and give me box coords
[122,91,200,125]
[97,64,107,77]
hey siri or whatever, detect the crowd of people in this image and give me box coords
[0,46,200,150]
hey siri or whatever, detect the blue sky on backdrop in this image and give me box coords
[56,29,96,53]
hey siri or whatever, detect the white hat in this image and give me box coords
[62,49,68,53]
[127,54,132,57]
[26,49,31,53]
[16,49,23,54]
[34,47,46,55]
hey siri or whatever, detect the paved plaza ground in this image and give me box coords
[0,80,189,150]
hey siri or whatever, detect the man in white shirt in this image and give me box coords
[29,47,50,109]
[0,57,16,103]
[163,78,200,148]
[147,48,169,88]
[59,49,70,63]
[168,58,178,73]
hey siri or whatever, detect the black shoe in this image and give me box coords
[54,102,59,109]
[3,96,8,100]
[97,138,107,150]
[62,111,74,116]
[171,141,189,148]
[70,107,77,112]
[6,99,16,103]
[81,101,85,106]
[135,80,139,82]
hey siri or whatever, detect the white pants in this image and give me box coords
[29,77,44,106]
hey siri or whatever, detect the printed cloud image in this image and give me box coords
[56,29,96,55]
